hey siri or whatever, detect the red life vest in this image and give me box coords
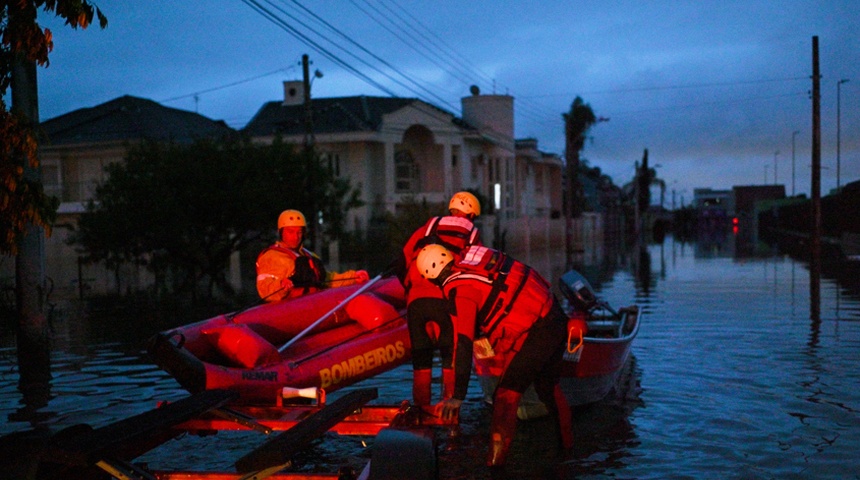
[403,215,479,263]
[401,215,480,302]
[442,246,553,340]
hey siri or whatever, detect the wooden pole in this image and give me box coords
[302,54,317,250]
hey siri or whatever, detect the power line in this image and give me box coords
[241,0,401,98]
[351,0,483,91]
[232,0,568,141]
[605,91,808,117]
[520,76,810,99]
[280,0,460,111]
[382,0,496,89]
[159,65,298,104]
[349,0,552,131]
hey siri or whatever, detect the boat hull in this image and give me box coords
[479,305,641,418]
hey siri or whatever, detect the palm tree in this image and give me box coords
[563,97,597,219]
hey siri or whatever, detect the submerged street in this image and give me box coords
[2,232,859,479]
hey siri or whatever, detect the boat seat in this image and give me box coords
[346,292,400,329]
[202,323,281,368]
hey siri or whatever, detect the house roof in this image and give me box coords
[242,95,470,137]
[39,95,235,146]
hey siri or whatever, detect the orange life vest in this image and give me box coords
[256,244,327,296]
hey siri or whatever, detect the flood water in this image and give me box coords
[2,233,860,479]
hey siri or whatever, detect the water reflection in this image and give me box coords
[558,355,643,478]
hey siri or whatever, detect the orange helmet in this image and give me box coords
[278,209,307,229]
[448,191,481,217]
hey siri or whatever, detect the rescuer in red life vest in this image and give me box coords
[415,243,574,477]
[256,209,369,302]
[396,191,482,408]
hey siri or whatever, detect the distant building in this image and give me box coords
[730,184,785,247]
[693,188,732,229]
[732,185,786,218]
[243,84,563,236]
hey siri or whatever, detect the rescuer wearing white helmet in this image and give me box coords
[415,243,573,477]
[255,209,369,302]
[396,191,482,410]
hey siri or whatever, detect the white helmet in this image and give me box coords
[416,244,454,279]
[278,209,307,229]
[448,191,481,217]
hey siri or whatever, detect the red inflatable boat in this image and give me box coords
[147,276,411,405]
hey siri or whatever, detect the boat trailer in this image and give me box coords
[22,387,449,480]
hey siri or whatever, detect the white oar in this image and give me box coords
[277,273,387,353]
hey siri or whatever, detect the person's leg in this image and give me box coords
[530,311,574,450]
[499,311,572,454]
[407,298,454,405]
[487,386,522,473]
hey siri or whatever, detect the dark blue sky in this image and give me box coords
[35,1,859,202]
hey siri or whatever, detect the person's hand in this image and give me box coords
[280,277,294,291]
[434,397,463,421]
[355,270,370,283]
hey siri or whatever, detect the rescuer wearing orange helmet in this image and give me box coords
[256,209,369,302]
[397,191,482,409]
[415,243,573,477]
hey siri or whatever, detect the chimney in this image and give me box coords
[283,80,304,106]
[461,91,515,141]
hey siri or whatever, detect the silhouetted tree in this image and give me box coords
[69,137,361,302]
[563,97,597,218]
[1,1,106,254]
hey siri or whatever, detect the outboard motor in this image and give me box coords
[559,269,604,313]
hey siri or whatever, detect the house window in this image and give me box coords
[534,165,544,193]
[471,155,482,182]
[42,163,62,199]
[395,150,418,193]
[325,153,341,177]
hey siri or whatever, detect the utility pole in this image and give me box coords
[773,150,780,185]
[810,36,822,321]
[302,54,317,250]
[792,130,800,196]
[12,49,52,406]
[837,78,849,191]
[302,54,315,152]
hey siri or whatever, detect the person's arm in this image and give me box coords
[256,250,296,301]
[326,269,369,287]
[436,285,480,420]
[471,227,482,247]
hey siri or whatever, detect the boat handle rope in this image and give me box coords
[566,326,584,354]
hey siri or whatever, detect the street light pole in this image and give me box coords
[773,150,780,185]
[792,130,800,196]
[837,78,850,191]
